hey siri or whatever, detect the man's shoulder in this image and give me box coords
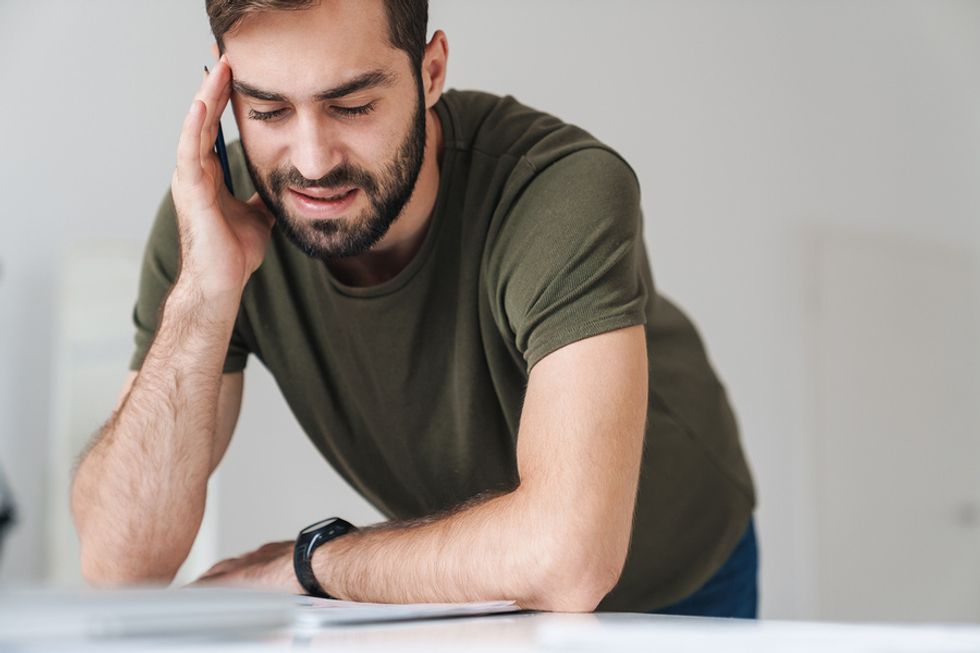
[438,89,614,172]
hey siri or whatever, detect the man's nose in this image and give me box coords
[290,113,344,182]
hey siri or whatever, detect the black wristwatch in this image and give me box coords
[294,517,357,598]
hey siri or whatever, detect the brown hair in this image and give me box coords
[206,0,429,78]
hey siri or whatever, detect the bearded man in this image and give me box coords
[72,0,758,615]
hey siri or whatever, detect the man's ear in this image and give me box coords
[211,41,220,60]
[421,30,449,110]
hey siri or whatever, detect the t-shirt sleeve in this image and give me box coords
[128,190,251,373]
[488,147,649,371]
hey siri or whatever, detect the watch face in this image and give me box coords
[300,517,339,536]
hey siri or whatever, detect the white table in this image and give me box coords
[3,588,980,652]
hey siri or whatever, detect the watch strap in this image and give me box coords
[294,517,356,598]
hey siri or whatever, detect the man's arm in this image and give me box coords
[71,55,273,585]
[72,341,243,584]
[311,326,647,611]
[196,324,633,611]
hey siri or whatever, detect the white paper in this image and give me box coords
[294,596,520,626]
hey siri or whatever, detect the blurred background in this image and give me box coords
[1,0,978,622]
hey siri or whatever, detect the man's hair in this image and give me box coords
[206,0,429,77]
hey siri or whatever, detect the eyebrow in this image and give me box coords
[231,69,396,103]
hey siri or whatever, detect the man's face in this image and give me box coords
[223,0,426,260]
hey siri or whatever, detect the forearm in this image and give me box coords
[313,486,617,612]
[71,281,239,584]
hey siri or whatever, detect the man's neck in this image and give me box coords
[326,106,444,287]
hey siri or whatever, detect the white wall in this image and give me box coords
[1,0,978,621]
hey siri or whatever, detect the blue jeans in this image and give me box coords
[651,517,759,618]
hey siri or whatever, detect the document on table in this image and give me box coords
[0,588,519,642]
[294,595,521,626]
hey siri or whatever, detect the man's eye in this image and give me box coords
[248,108,287,121]
[333,103,376,118]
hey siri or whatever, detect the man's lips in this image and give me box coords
[287,186,360,217]
[289,186,357,201]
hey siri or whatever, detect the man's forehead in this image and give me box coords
[222,0,402,94]
[224,0,391,60]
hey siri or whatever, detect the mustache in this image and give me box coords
[269,164,378,194]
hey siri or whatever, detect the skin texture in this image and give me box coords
[70,0,648,612]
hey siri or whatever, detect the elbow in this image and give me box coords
[79,545,176,588]
[72,468,184,588]
[531,583,613,614]
[525,545,626,613]
[79,550,122,588]
[77,528,180,588]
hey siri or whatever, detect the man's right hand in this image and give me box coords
[71,57,264,586]
[171,54,273,303]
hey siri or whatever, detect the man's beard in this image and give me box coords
[242,86,427,260]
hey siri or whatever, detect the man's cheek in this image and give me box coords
[240,126,283,164]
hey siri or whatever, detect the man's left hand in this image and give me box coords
[191,540,303,593]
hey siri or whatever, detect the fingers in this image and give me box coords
[176,99,206,186]
[198,556,239,581]
[199,56,233,162]
[216,68,233,111]
[174,56,232,194]
[209,86,233,159]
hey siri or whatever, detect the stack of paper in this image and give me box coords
[294,596,520,627]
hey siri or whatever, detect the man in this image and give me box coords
[71,0,757,615]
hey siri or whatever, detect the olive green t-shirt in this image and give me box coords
[131,89,755,611]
